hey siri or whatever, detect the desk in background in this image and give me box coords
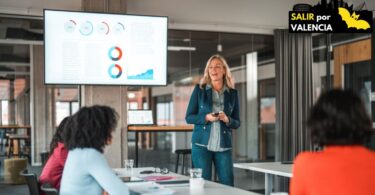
[0,125,31,136]
[0,125,31,157]
[127,125,193,167]
[234,162,293,195]
[114,167,260,195]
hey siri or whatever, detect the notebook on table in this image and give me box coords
[156,180,190,187]
[128,181,175,195]
[141,175,175,181]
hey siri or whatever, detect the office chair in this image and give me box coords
[174,149,192,175]
[40,183,59,195]
[40,152,50,167]
[20,169,40,195]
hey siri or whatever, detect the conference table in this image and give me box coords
[114,167,260,195]
[234,162,293,195]
[127,125,193,167]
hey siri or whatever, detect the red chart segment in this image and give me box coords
[108,64,122,79]
[108,46,122,61]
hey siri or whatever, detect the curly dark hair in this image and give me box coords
[49,116,70,152]
[308,89,372,146]
[63,105,119,153]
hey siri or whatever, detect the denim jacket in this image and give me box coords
[185,84,240,148]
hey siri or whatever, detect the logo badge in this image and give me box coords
[289,0,372,33]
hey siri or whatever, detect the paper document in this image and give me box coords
[127,181,175,195]
[141,175,175,181]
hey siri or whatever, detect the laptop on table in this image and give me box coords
[127,110,154,126]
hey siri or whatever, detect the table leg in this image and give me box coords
[265,173,273,195]
[15,139,20,156]
[7,138,11,158]
[135,131,139,167]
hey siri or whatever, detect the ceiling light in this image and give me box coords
[128,93,136,99]
[180,76,193,84]
[168,46,196,51]
[217,44,223,52]
[217,33,223,52]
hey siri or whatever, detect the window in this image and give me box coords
[1,100,8,125]
[156,95,173,126]
[55,87,79,125]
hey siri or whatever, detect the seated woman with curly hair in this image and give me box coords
[60,105,129,195]
[290,89,375,195]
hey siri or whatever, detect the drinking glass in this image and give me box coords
[189,168,202,179]
[189,168,204,189]
[124,159,134,176]
[154,167,169,174]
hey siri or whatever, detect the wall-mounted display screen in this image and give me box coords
[44,10,168,85]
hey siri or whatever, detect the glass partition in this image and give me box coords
[129,30,275,172]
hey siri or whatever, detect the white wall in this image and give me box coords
[1,0,373,34]
[0,0,324,34]
[0,0,82,15]
[126,0,299,34]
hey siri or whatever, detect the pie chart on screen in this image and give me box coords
[114,22,125,34]
[108,46,122,61]
[80,21,93,36]
[97,21,109,35]
[108,64,123,79]
[64,20,76,33]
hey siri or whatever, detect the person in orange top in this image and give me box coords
[290,89,375,195]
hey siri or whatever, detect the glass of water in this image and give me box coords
[189,168,204,189]
[189,168,202,179]
[124,159,134,176]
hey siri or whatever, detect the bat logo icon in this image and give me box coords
[338,7,370,30]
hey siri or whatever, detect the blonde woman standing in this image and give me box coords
[185,54,240,186]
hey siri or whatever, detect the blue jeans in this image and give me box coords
[191,144,234,186]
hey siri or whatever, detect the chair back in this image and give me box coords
[40,183,59,195]
[40,152,50,167]
[20,169,40,195]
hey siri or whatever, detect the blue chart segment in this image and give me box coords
[64,20,76,33]
[108,64,122,79]
[80,21,93,36]
[127,69,154,80]
[108,47,122,61]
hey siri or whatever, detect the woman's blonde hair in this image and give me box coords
[199,54,235,89]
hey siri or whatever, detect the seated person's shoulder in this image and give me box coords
[362,147,375,159]
[294,151,316,165]
[85,148,106,161]
[71,148,102,159]
[84,148,102,155]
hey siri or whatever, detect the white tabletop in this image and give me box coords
[234,162,293,178]
[114,167,260,195]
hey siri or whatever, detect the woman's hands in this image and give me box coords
[205,111,229,123]
[218,111,229,124]
[206,113,219,122]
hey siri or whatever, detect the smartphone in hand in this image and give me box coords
[212,112,220,117]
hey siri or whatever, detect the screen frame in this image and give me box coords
[127,109,154,125]
[43,9,168,86]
